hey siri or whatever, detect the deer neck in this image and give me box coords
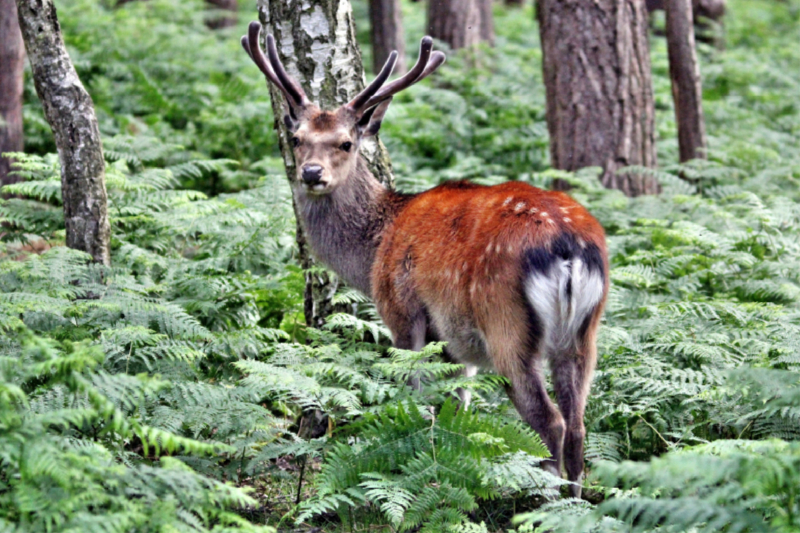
[294,156,406,296]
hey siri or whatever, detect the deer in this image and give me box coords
[241,22,608,498]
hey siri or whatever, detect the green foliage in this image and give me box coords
[514,375,800,533]
[5,0,800,530]
[0,323,274,533]
[298,400,552,530]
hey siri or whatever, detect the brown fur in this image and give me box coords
[244,29,608,497]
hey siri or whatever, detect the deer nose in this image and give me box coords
[302,165,324,185]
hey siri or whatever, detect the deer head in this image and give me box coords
[241,22,445,194]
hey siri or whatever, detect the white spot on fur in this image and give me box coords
[541,212,549,217]
[524,258,604,355]
[485,242,493,254]
[503,197,514,206]
[564,217,572,223]
[547,219,556,225]
[495,243,502,254]
[514,202,526,212]
[507,245,514,254]
[529,207,539,214]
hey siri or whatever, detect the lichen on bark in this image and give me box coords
[16,0,111,264]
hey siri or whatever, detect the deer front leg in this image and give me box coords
[457,364,478,409]
[385,307,428,390]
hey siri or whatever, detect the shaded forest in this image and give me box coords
[1,0,800,531]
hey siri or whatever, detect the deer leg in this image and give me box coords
[387,311,427,390]
[457,364,478,409]
[551,346,595,498]
[505,356,565,479]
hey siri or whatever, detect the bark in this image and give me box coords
[647,0,725,47]
[206,0,237,29]
[478,0,495,45]
[647,0,725,20]
[665,0,707,162]
[427,0,481,49]
[369,0,406,75]
[16,0,111,264]
[1,0,25,188]
[257,0,394,328]
[538,0,659,196]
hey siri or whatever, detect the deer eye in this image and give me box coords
[290,136,300,148]
[340,141,353,152]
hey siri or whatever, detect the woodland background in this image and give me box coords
[1,0,800,531]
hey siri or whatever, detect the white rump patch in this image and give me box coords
[524,258,604,355]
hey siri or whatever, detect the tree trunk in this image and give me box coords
[505,0,524,7]
[538,0,659,196]
[665,0,707,162]
[258,0,394,328]
[16,0,111,265]
[647,0,725,47]
[427,0,481,49]
[478,0,495,45]
[369,0,406,75]
[0,0,25,188]
[206,0,237,29]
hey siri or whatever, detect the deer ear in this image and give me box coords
[284,114,298,133]
[357,98,393,138]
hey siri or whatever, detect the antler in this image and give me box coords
[347,36,446,114]
[241,21,309,110]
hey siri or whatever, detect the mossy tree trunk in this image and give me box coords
[257,0,394,328]
[538,0,659,196]
[369,0,406,75]
[16,0,111,264]
[1,0,25,188]
[666,0,707,162]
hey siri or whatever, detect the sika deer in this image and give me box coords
[241,22,608,497]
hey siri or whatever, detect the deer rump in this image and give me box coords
[372,180,608,371]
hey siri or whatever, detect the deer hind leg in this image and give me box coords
[502,352,565,478]
[551,324,599,498]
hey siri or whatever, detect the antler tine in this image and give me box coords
[241,35,253,59]
[266,34,309,108]
[243,23,283,91]
[362,36,442,110]
[347,51,399,112]
[414,51,446,83]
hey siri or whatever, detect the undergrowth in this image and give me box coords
[3,0,800,531]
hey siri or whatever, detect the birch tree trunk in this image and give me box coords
[1,0,25,187]
[538,0,659,196]
[257,0,394,328]
[666,0,707,161]
[369,0,406,75]
[16,0,111,264]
